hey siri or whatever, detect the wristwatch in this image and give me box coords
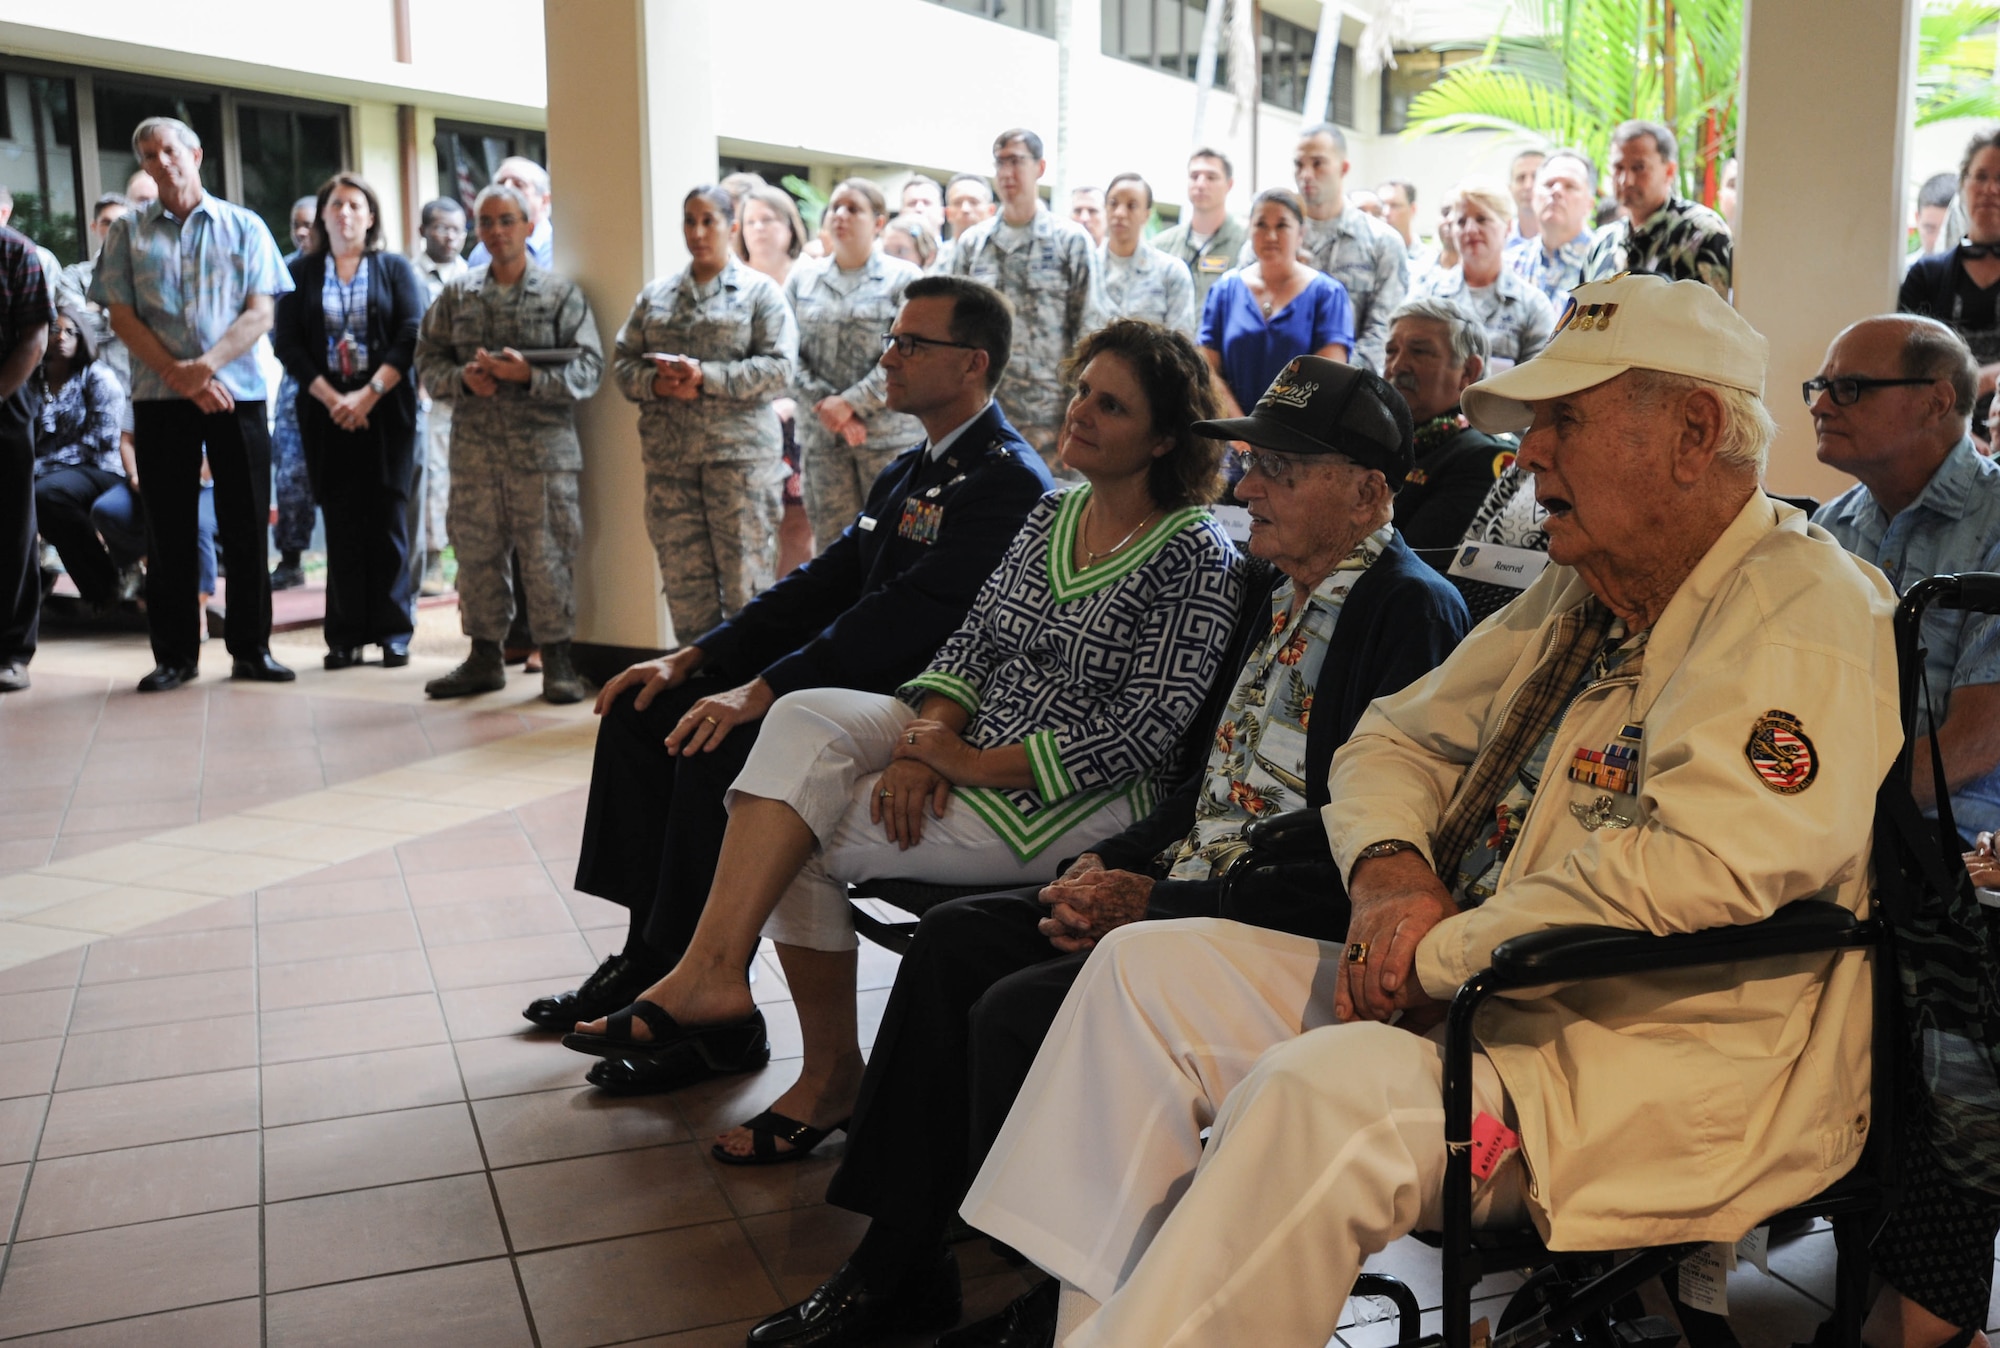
[1355,839,1420,862]
[367,375,389,396]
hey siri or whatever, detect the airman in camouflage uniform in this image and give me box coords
[414,261,603,652]
[784,249,925,543]
[947,205,1102,476]
[613,254,798,643]
[1097,240,1197,338]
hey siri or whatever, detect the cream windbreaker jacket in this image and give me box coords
[1326,494,1901,1249]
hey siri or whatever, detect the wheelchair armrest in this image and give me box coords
[1240,809,1332,862]
[1486,899,1866,988]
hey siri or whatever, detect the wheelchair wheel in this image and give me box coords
[1493,1258,1630,1348]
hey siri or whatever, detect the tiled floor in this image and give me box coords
[0,631,1986,1346]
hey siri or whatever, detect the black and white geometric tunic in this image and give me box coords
[903,486,1241,860]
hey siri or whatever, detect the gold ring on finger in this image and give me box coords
[1344,941,1370,964]
[879,788,894,799]
[906,732,919,745]
[702,716,718,726]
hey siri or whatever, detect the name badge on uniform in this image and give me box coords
[857,515,878,532]
[898,498,944,545]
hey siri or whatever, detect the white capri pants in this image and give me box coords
[960,918,1526,1348]
[728,687,1136,952]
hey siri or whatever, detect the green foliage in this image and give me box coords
[781,175,828,232]
[1402,0,2000,205]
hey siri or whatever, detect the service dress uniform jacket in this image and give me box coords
[1328,495,1900,1249]
[946,206,1103,466]
[414,261,603,473]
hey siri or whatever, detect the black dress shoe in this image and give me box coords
[748,1253,961,1347]
[935,1277,1057,1348]
[323,647,363,670]
[381,639,411,668]
[231,652,296,682]
[137,663,199,693]
[521,953,662,1031]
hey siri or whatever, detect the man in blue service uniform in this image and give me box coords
[532,277,1054,1080]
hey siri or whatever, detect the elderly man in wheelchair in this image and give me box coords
[955,274,1906,1348]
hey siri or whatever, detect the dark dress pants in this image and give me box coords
[133,400,273,669]
[33,463,123,605]
[0,392,38,663]
[571,680,765,960]
[826,869,1352,1237]
[312,419,415,649]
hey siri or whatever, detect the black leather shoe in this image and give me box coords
[381,639,411,668]
[323,647,363,670]
[934,1277,1057,1348]
[137,663,199,693]
[231,652,296,682]
[521,953,662,1032]
[748,1253,960,1346]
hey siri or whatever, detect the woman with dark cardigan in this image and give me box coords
[273,172,426,668]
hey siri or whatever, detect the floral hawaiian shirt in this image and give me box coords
[1583,196,1732,300]
[1166,526,1391,879]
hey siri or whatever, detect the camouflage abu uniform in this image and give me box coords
[1409,265,1558,368]
[1238,206,1408,373]
[947,205,1103,476]
[612,256,798,642]
[783,250,924,542]
[414,261,603,644]
[1096,241,1197,339]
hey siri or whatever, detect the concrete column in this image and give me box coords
[542,0,717,651]
[1734,0,1918,502]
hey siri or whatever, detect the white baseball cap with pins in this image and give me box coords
[1461,273,1770,435]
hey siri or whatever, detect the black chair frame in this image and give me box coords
[1230,571,2000,1348]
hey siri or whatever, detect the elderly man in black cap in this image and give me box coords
[744,357,1469,1348]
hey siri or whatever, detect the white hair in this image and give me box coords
[1628,369,1775,474]
[131,117,199,156]
[494,157,550,197]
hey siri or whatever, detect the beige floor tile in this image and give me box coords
[256,908,422,965]
[454,1032,599,1100]
[147,815,312,854]
[0,874,111,919]
[127,893,255,935]
[426,930,596,991]
[265,1258,534,1348]
[415,890,579,947]
[0,946,83,995]
[516,1221,785,1348]
[256,875,408,925]
[0,987,75,1044]
[264,1172,507,1292]
[0,923,94,973]
[430,774,565,809]
[0,1092,49,1164]
[81,927,254,985]
[55,1014,259,1092]
[38,1067,261,1159]
[258,948,435,1011]
[334,765,490,800]
[19,886,234,936]
[405,861,560,908]
[472,1084,689,1168]
[145,850,315,897]
[16,1131,261,1239]
[493,1142,731,1251]
[38,842,214,884]
[244,822,413,864]
[0,1035,61,1099]
[68,968,256,1034]
[438,980,565,1042]
[261,1042,464,1127]
[339,797,502,835]
[242,787,398,824]
[260,991,448,1064]
[0,1208,261,1338]
[263,1101,486,1202]
[0,1298,262,1347]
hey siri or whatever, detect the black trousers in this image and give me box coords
[571,680,766,960]
[133,400,273,668]
[33,463,123,605]
[311,421,415,650]
[0,403,38,662]
[826,870,1351,1237]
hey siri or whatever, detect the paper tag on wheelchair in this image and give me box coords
[1734,1226,1770,1275]
[1677,1243,1731,1315]
[1468,1112,1519,1180]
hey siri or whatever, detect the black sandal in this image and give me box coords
[710,1108,850,1167]
[561,1001,767,1062]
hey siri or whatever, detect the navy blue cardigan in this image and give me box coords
[1088,530,1471,878]
[691,401,1054,697]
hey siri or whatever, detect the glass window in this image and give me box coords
[925,0,1053,36]
[1105,0,1230,86]
[93,76,223,216]
[236,101,346,255]
[1379,48,1483,135]
[0,72,83,264]
[434,119,549,221]
[1332,42,1357,128]
[1257,13,1315,115]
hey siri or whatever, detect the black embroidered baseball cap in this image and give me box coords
[1193,356,1415,488]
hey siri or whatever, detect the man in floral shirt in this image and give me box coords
[1584,121,1732,299]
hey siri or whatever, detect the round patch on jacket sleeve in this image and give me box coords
[1745,709,1818,794]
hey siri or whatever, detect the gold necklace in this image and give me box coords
[1082,502,1159,564]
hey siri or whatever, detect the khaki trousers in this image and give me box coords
[960,918,1526,1348]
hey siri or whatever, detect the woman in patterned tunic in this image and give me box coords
[568,320,1242,1163]
[612,186,800,643]
[784,178,926,545]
